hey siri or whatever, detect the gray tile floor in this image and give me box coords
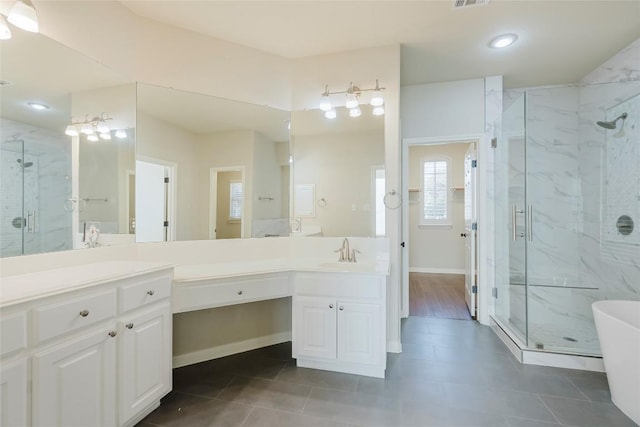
[138,317,637,427]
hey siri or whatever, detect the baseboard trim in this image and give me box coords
[172,331,292,368]
[409,267,465,275]
[387,340,402,353]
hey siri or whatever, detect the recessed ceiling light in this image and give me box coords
[28,102,49,111]
[489,33,518,49]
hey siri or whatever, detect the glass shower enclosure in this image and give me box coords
[1,120,73,257]
[493,80,640,356]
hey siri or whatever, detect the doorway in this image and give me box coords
[135,158,176,243]
[209,166,245,239]
[403,139,478,320]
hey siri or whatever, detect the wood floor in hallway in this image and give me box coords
[409,272,472,320]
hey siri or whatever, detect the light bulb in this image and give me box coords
[28,102,49,110]
[319,96,332,112]
[96,121,110,134]
[349,107,362,118]
[65,125,79,137]
[7,0,39,33]
[489,33,518,49]
[372,106,385,116]
[345,93,359,109]
[80,123,93,135]
[324,109,337,119]
[115,129,127,139]
[370,90,384,107]
[99,132,111,140]
[87,134,99,142]
[0,15,12,40]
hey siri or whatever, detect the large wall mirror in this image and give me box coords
[135,84,291,242]
[290,107,385,237]
[0,31,135,257]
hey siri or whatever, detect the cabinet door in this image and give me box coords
[337,302,381,365]
[0,358,28,427]
[120,302,172,425]
[294,296,336,360]
[32,327,117,427]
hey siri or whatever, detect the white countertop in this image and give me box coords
[0,261,173,308]
[173,257,390,283]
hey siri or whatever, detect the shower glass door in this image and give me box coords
[1,139,27,257]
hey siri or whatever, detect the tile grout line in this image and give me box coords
[537,393,563,425]
[566,377,596,402]
[237,406,256,427]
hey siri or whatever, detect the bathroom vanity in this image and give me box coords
[0,237,390,426]
[0,261,173,427]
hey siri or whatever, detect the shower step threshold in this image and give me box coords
[490,316,604,372]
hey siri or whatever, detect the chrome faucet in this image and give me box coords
[335,238,359,263]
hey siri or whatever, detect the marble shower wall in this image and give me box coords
[0,118,72,256]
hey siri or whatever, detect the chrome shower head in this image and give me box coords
[597,112,628,130]
[17,159,33,168]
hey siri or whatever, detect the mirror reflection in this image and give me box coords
[135,84,290,242]
[0,31,134,257]
[290,107,385,237]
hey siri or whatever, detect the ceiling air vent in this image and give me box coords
[453,0,490,9]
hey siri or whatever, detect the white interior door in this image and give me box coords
[136,161,166,243]
[464,143,477,318]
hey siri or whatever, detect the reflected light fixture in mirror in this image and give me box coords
[0,15,11,40]
[320,80,385,118]
[65,113,127,141]
[7,0,39,33]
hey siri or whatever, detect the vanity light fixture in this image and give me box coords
[489,33,518,49]
[320,80,385,118]
[0,15,12,40]
[65,113,120,140]
[7,0,39,33]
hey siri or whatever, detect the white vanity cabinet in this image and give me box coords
[293,272,387,378]
[0,264,173,427]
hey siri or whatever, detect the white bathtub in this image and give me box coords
[592,300,640,425]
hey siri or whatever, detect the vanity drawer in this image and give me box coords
[119,274,172,313]
[173,274,291,312]
[295,273,383,300]
[33,289,116,344]
[0,312,27,357]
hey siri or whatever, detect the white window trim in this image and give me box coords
[229,180,243,220]
[420,156,452,227]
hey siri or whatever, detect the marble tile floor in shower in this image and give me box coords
[138,317,636,427]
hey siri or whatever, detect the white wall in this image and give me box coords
[408,143,468,273]
[136,113,203,240]
[401,79,485,139]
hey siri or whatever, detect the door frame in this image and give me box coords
[136,156,177,242]
[209,166,245,239]
[401,134,485,320]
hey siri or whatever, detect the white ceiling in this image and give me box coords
[121,1,640,88]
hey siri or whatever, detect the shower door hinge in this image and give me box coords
[163,221,169,227]
[472,285,478,294]
[491,137,498,148]
[491,287,498,298]
[471,222,477,231]
[164,177,169,183]
[471,160,477,168]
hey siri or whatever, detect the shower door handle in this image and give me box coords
[26,211,33,233]
[527,205,533,242]
[511,205,524,240]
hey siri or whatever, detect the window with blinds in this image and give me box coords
[229,181,243,220]
[421,159,451,226]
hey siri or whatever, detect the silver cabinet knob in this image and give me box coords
[79,310,89,317]
[125,323,134,329]
[237,290,243,295]
[339,306,344,311]
[108,331,117,338]
[329,304,334,309]
[147,290,155,296]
